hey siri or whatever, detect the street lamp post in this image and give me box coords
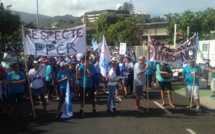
[36,0,39,28]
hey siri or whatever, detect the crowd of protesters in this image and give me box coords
[0,45,205,121]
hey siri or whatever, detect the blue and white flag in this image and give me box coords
[92,40,97,48]
[93,42,102,50]
[99,35,111,77]
[61,80,73,118]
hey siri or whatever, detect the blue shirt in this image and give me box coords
[46,65,53,82]
[182,65,202,86]
[119,63,125,76]
[79,64,94,88]
[144,61,154,75]
[7,71,25,94]
[57,69,74,89]
[94,65,101,77]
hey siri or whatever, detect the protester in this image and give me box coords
[106,59,120,114]
[93,59,101,95]
[134,56,148,113]
[45,57,56,102]
[28,60,47,116]
[125,57,134,95]
[7,63,26,120]
[207,67,215,99]
[115,58,122,102]
[182,61,202,111]
[27,55,34,70]
[144,60,153,90]
[78,56,96,117]
[0,63,7,120]
[119,57,128,97]
[103,62,111,93]
[156,62,175,108]
[56,61,74,118]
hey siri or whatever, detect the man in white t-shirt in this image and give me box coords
[28,60,47,115]
[134,56,148,113]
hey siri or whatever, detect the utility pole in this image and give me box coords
[36,0,39,28]
[186,26,189,40]
[173,24,177,48]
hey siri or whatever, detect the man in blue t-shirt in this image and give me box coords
[56,61,74,118]
[78,56,96,117]
[182,61,202,112]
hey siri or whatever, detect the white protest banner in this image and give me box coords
[148,34,197,63]
[23,24,86,56]
[119,43,126,55]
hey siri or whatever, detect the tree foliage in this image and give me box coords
[94,14,143,46]
[118,0,134,11]
[0,6,21,47]
[164,8,215,43]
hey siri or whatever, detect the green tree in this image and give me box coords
[94,14,143,46]
[163,13,180,44]
[0,6,21,48]
[118,0,134,11]
[94,14,125,41]
[164,8,215,43]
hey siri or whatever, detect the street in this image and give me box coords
[0,83,215,134]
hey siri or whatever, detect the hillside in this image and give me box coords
[11,10,81,28]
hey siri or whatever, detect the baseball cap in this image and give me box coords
[138,56,145,60]
[60,61,68,67]
[111,57,117,62]
[33,60,40,64]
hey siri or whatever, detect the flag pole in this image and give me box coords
[22,25,36,118]
[82,24,87,117]
[147,34,150,113]
[189,34,198,110]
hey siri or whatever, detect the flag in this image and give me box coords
[61,80,73,118]
[93,42,102,50]
[92,39,97,48]
[99,35,111,77]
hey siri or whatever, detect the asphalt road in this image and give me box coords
[1,85,215,134]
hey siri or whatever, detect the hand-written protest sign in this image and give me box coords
[119,43,126,55]
[148,34,197,63]
[23,25,86,56]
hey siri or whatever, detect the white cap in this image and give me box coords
[60,61,68,67]
[138,56,145,60]
[111,57,117,62]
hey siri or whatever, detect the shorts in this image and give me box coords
[79,87,94,101]
[135,86,143,96]
[158,81,172,90]
[122,77,128,83]
[94,76,101,87]
[185,86,200,99]
[211,78,215,91]
[9,93,24,105]
[31,87,44,95]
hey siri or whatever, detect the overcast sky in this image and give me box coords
[1,0,215,17]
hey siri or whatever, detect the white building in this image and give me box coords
[197,40,215,67]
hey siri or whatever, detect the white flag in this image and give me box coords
[99,35,111,77]
[61,80,73,118]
